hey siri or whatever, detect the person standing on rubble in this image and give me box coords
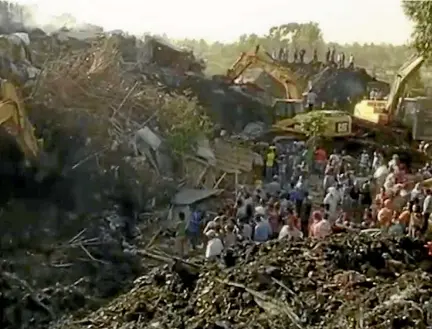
[330,47,336,63]
[313,48,318,63]
[306,88,317,112]
[325,47,331,63]
[265,146,277,181]
[278,48,284,61]
[293,48,298,63]
[186,207,202,250]
[340,52,346,68]
[299,49,306,63]
[348,53,354,69]
[175,212,188,257]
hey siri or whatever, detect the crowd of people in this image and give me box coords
[271,46,355,69]
[174,141,432,260]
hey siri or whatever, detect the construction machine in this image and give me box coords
[0,33,51,177]
[353,55,432,143]
[226,45,353,138]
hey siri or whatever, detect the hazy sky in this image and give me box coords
[15,0,413,44]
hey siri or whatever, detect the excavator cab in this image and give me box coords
[272,99,304,123]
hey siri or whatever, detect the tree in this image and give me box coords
[402,0,432,57]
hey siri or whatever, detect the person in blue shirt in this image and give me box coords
[186,210,201,249]
[254,215,271,242]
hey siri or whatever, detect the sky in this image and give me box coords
[14,0,413,45]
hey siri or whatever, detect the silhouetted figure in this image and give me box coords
[278,48,284,61]
[341,52,346,68]
[330,47,336,63]
[348,53,354,69]
[299,49,306,63]
[325,48,331,63]
[293,48,298,63]
[313,48,318,62]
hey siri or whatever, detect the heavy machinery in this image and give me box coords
[353,55,432,143]
[0,33,46,173]
[226,45,353,138]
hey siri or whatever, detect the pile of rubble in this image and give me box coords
[285,63,389,107]
[55,233,432,329]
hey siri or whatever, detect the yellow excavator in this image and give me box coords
[226,45,353,138]
[0,33,45,171]
[353,55,432,143]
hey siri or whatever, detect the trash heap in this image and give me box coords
[57,233,432,329]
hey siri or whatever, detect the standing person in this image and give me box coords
[313,48,318,62]
[279,215,303,240]
[422,189,432,234]
[306,88,317,112]
[186,208,202,250]
[348,53,354,69]
[314,146,327,176]
[205,230,224,260]
[325,47,331,63]
[340,52,346,68]
[301,191,313,237]
[330,47,336,63]
[299,49,306,63]
[336,53,342,68]
[175,212,188,257]
[293,48,298,63]
[265,146,276,181]
[254,215,271,242]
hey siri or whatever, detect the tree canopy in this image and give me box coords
[402,0,432,58]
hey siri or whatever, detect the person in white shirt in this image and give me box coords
[306,89,317,112]
[205,230,224,260]
[323,187,340,223]
[278,216,303,240]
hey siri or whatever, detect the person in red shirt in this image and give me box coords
[314,146,327,176]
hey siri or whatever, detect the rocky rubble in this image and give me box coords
[55,233,432,329]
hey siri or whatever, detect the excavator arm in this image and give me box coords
[386,55,425,118]
[226,45,302,99]
[0,81,40,163]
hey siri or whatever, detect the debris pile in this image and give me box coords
[58,233,432,329]
[285,63,389,106]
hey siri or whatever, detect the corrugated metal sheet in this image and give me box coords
[213,139,255,173]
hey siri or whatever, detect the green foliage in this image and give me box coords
[402,0,432,57]
[173,22,412,78]
[299,112,326,138]
[157,93,213,155]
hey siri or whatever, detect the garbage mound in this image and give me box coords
[58,233,432,329]
[284,62,389,106]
